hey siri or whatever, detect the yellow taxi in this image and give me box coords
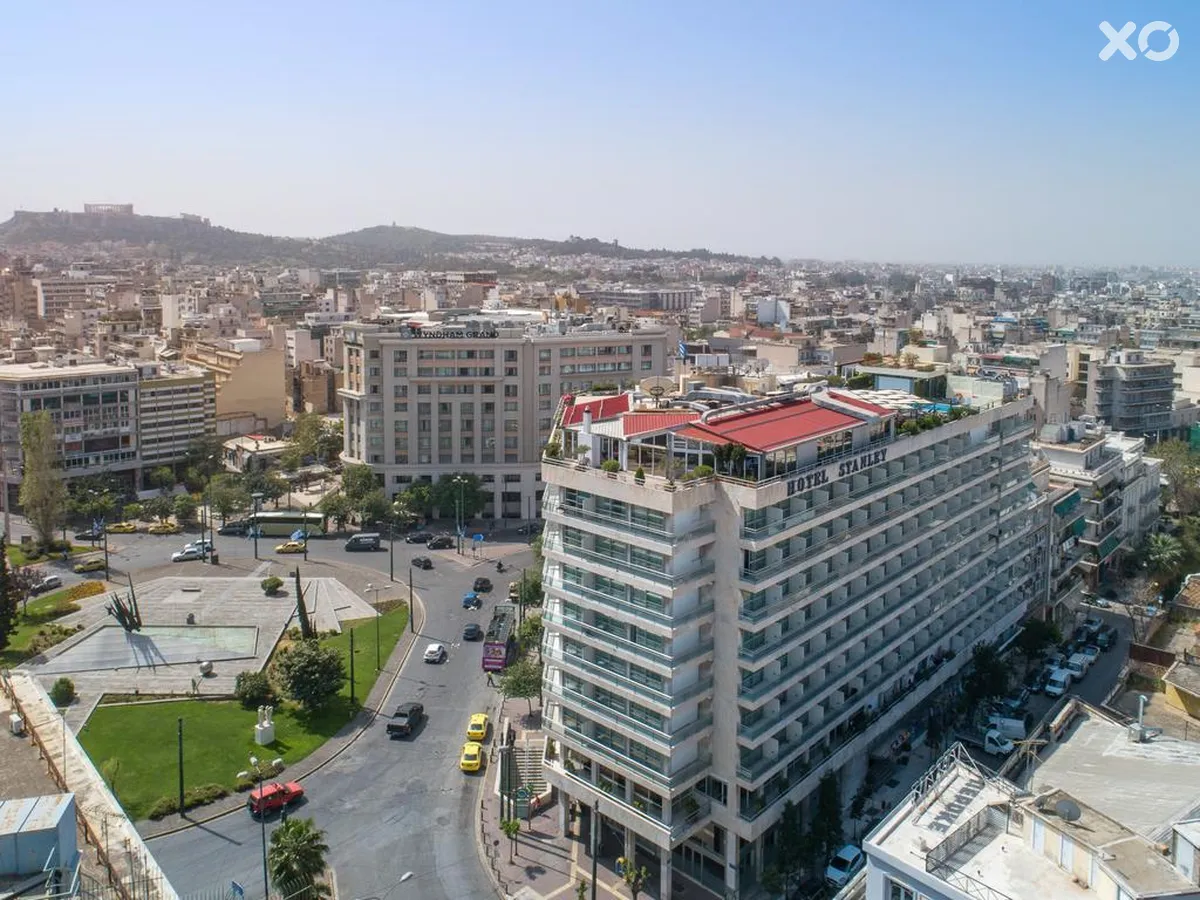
[147,523,181,535]
[274,540,307,554]
[73,558,105,574]
[459,741,484,772]
[466,713,489,741]
[106,522,138,534]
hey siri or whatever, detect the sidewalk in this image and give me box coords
[138,577,424,840]
[477,696,634,900]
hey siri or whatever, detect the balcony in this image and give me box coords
[544,613,714,671]
[544,647,713,708]
[554,685,713,749]
[548,718,711,791]
[549,578,715,630]
[546,536,716,589]
[548,495,716,546]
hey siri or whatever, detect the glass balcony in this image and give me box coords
[555,685,713,748]
[546,537,716,588]
[549,719,712,790]
[549,579,715,629]
[545,647,714,707]
[545,613,714,670]
[551,497,716,546]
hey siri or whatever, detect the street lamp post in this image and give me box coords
[366,583,381,671]
[408,563,415,635]
[454,476,466,555]
[388,516,395,583]
[251,492,264,560]
[245,756,269,900]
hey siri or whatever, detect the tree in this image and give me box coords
[902,352,920,369]
[268,817,330,900]
[122,502,144,522]
[150,466,176,494]
[517,614,543,657]
[809,773,844,861]
[431,472,488,520]
[19,411,68,549]
[181,466,207,494]
[616,857,649,900]
[1016,618,1061,672]
[1151,440,1200,516]
[0,551,18,654]
[519,570,544,608]
[498,656,543,715]
[208,475,250,522]
[964,643,1011,709]
[1146,532,1184,579]
[49,677,75,707]
[398,483,433,521]
[318,492,352,531]
[500,818,521,862]
[144,495,174,524]
[340,464,378,508]
[184,435,225,482]
[234,670,274,708]
[273,639,345,710]
[173,494,198,527]
[356,489,391,526]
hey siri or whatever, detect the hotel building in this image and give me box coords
[538,386,1046,898]
[338,314,672,518]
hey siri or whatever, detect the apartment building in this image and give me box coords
[33,275,119,321]
[578,288,700,312]
[852,702,1200,900]
[1079,347,1174,440]
[0,358,215,504]
[538,386,1045,898]
[180,338,286,435]
[339,315,671,517]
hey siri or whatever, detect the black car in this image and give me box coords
[404,532,431,544]
[218,522,249,535]
[75,527,104,542]
[427,535,454,550]
[386,701,424,738]
[1095,627,1117,650]
[473,577,493,593]
[411,556,433,570]
[463,622,483,641]
[516,522,543,536]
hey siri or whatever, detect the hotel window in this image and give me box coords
[561,347,575,357]
[394,421,408,432]
[539,365,552,376]
[504,401,519,412]
[641,344,654,356]
[505,367,518,377]
[538,349,551,361]
[504,419,519,432]
[816,430,852,460]
[394,402,408,413]
[504,385,518,397]
[417,385,431,394]
[504,436,518,450]
[504,349,518,362]
[538,384,552,396]
[393,350,407,362]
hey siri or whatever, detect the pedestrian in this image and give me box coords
[487,672,495,687]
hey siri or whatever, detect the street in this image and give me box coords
[46,520,536,900]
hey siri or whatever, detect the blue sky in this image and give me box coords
[2,1,1196,265]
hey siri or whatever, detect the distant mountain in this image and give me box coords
[0,211,776,268]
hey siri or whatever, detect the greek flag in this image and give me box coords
[678,340,688,360]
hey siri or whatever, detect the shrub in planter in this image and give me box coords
[634,466,645,483]
[261,576,284,595]
[600,459,621,474]
[690,464,714,479]
[49,677,76,707]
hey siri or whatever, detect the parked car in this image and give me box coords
[172,547,204,562]
[73,558,105,574]
[1079,644,1101,665]
[508,583,521,601]
[74,527,104,542]
[1045,668,1073,698]
[516,522,543,536]
[459,742,484,772]
[147,523,181,535]
[387,702,424,738]
[187,539,214,553]
[427,535,454,550]
[218,522,249,536]
[825,845,864,889]
[1082,616,1104,636]
[466,713,489,741]
[106,521,138,534]
[473,577,493,593]
[274,540,306,554]
[1026,667,1050,695]
[30,574,62,594]
[247,781,304,817]
[404,532,431,544]
[462,592,481,610]
[1095,627,1117,650]
[423,643,447,664]
[411,556,433,570]
[463,622,483,641]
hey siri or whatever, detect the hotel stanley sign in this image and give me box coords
[786,448,889,496]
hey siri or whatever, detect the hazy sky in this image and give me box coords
[2,1,1197,266]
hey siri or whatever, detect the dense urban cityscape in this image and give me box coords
[1,201,1200,900]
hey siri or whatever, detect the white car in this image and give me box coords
[172,546,204,562]
[423,643,447,664]
[825,844,863,888]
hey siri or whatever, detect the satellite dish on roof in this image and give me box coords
[640,376,674,398]
[1055,799,1082,823]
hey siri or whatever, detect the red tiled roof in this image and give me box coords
[675,424,733,446]
[621,411,699,438]
[684,398,861,453]
[827,391,893,416]
[562,394,632,427]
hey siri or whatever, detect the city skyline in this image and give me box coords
[2,1,1197,267]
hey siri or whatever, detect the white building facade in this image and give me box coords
[538,388,1047,898]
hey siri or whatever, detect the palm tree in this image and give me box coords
[268,818,330,900]
[1146,532,1184,578]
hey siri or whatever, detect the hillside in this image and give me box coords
[0,211,774,267]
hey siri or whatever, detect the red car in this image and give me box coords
[247,781,304,816]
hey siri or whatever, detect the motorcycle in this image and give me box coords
[496,561,506,573]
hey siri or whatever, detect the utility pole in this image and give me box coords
[389,518,395,582]
[409,563,415,634]
[349,629,356,706]
[591,801,599,900]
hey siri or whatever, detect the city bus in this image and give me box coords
[482,604,518,673]
[249,511,327,537]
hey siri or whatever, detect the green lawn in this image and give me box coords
[0,584,98,668]
[7,543,92,567]
[77,605,410,820]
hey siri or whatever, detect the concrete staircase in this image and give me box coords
[513,737,548,794]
